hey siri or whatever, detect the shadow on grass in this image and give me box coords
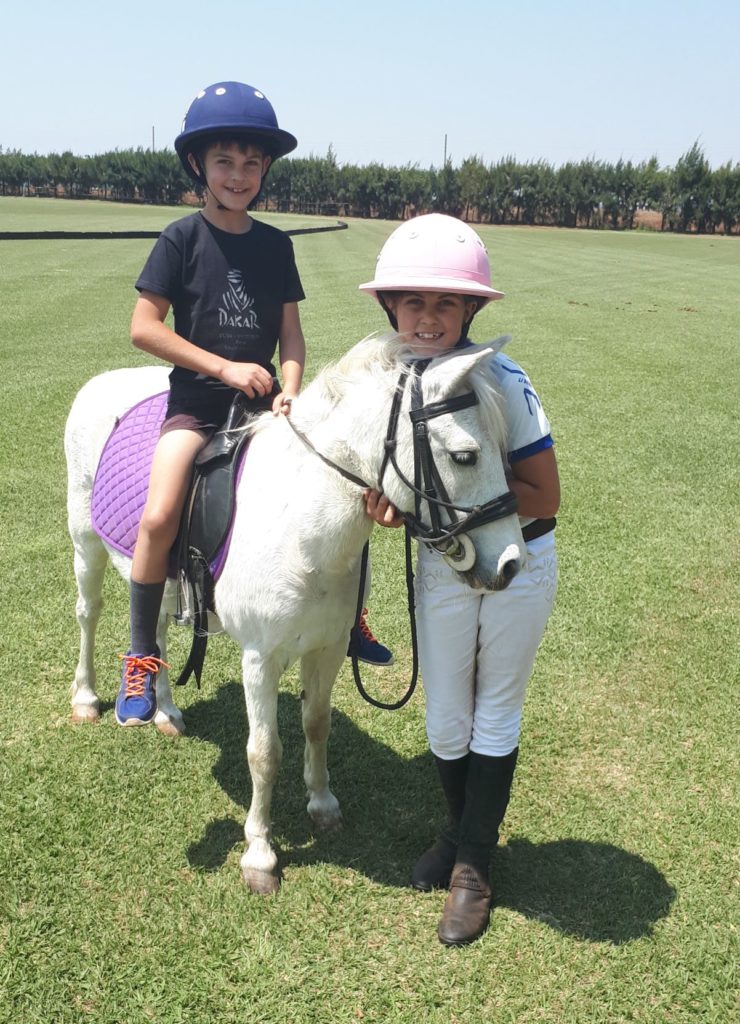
[494,838,675,944]
[182,682,674,944]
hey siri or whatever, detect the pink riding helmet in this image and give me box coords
[359,213,504,304]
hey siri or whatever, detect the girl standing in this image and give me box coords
[361,215,559,946]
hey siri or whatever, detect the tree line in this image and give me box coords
[1,141,738,234]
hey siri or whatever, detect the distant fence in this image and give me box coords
[0,221,349,240]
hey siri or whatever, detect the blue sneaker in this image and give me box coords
[349,609,394,666]
[115,651,166,726]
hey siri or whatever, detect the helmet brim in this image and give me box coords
[358,276,504,305]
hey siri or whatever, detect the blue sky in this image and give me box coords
[2,0,737,169]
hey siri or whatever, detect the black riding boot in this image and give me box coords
[411,753,469,891]
[438,747,518,946]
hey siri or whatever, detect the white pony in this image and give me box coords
[65,334,523,894]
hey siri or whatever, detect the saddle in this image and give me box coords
[175,391,257,687]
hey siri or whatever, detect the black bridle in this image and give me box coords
[379,365,518,563]
[286,361,518,710]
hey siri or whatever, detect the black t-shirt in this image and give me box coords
[135,212,305,403]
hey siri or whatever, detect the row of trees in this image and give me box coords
[1,142,738,234]
[0,147,186,205]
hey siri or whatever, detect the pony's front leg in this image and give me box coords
[70,536,108,724]
[240,650,283,895]
[152,590,185,737]
[301,642,345,831]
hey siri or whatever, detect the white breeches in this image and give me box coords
[415,532,557,759]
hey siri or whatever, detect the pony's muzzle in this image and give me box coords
[465,543,523,591]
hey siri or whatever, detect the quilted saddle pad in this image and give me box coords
[91,391,245,584]
[91,392,169,563]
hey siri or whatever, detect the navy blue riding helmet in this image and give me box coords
[174,81,298,186]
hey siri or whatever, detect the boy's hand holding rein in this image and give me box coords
[272,392,294,416]
[219,360,274,399]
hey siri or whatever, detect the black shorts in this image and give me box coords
[161,381,279,438]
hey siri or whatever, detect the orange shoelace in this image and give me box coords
[358,609,378,643]
[118,654,170,698]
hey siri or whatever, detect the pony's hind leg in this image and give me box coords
[70,533,108,723]
[301,642,345,831]
[240,650,283,894]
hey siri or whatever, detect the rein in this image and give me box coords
[284,415,371,491]
[285,410,418,709]
[349,533,420,710]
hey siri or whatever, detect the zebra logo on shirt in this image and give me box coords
[219,270,259,329]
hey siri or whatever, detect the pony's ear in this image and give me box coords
[478,334,512,358]
[426,335,511,394]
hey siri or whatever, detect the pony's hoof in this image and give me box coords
[71,704,100,724]
[311,809,343,832]
[308,793,342,831]
[242,865,281,895]
[155,714,185,737]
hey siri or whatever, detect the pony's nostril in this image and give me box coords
[495,544,522,588]
[502,558,520,581]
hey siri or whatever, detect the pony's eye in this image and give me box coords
[450,450,477,467]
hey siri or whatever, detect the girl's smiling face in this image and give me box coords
[384,291,478,354]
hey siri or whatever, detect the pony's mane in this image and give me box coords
[280,332,408,431]
[249,332,508,454]
[244,332,406,439]
[314,331,407,400]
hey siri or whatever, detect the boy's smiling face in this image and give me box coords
[191,141,271,213]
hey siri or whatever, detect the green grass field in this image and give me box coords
[0,195,337,234]
[0,197,738,1023]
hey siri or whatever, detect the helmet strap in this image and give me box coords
[249,162,271,211]
[378,294,398,331]
[189,154,226,211]
[460,296,484,339]
[460,306,476,340]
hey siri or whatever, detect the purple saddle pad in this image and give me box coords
[91,392,168,563]
[91,392,240,582]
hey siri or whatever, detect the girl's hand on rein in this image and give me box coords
[272,391,294,416]
[364,489,404,528]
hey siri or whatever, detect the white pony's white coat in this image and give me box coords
[64,334,523,893]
